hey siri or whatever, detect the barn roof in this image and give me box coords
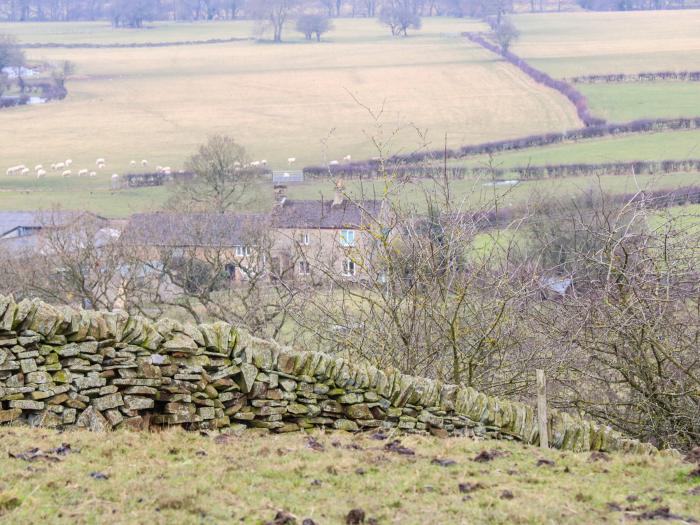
[121,212,268,247]
[271,199,382,229]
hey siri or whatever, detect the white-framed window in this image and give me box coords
[340,229,356,247]
[234,245,252,257]
[298,261,311,275]
[299,232,310,246]
[342,258,356,277]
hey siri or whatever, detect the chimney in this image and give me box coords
[274,184,287,207]
[332,179,345,207]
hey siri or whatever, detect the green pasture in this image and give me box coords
[579,82,700,122]
[459,129,700,170]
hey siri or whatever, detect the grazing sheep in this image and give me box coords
[97,163,105,170]
[5,166,21,176]
[261,160,268,166]
[250,161,261,168]
[130,160,137,166]
[111,173,119,180]
[95,158,105,166]
[34,164,43,171]
[233,161,241,168]
[287,157,296,165]
[141,160,148,167]
[78,169,89,177]
[329,160,339,166]
[65,159,73,167]
[343,155,352,162]
[36,169,47,178]
[20,168,30,176]
[61,170,72,177]
[89,171,97,177]
[55,162,65,171]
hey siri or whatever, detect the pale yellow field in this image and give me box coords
[512,10,700,77]
[0,18,581,175]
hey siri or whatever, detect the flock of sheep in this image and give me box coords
[3,157,174,182]
[5,154,351,180]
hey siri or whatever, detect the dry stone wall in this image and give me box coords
[0,295,656,454]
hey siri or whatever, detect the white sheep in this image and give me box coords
[20,168,30,176]
[111,173,119,180]
[329,160,339,166]
[36,169,46,178]
[65,159,73,167]
[5,166,20,176]
[250,161,261,168]
[130,160,137,166]
[141,160,148,167]
[61,170,72,177]
[95,158,105,166]
[78,169,89,177]
[343,155,352,162]
[261,160,268,166]
[97,163,105,170]
[287,157,296,165]
[34,164,43,171]
[55,162,65,171]
[89,171,97,177]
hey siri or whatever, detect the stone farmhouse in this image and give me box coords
[120,190,384,284]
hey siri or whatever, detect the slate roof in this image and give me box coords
[121,212,268,247]
[0,211,98,238]
[271,199,382,229]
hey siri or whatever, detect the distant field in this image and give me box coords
[579,82,700,122]
[0,18,581,178]
[459,129,700,170]
[2,167,699,218]
[512,10,700,77]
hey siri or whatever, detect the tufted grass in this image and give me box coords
[0,426,697,524]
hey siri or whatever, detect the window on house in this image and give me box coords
[234,245,252,257]
[299,232,310,246]
[298,261,311,275]
[342,259,356,277]
[340,229,356,247]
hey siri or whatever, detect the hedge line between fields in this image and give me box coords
[569,71,700,84]
[19,37,252,49]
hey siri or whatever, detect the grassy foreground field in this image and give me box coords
[0,18,581,175]
[0,427,698,524]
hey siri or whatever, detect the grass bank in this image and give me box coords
[0,427,698,524]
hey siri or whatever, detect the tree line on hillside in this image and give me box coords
[2,0,695,25]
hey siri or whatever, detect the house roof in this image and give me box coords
[0,211,99,238]
[271,199,382,229]
[121,212,268,247]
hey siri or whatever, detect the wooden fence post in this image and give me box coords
[536,369,549,449]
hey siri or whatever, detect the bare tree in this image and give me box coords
[249,0,302,43]
[170,134,257,213]
[379,1,422,36]
[296,13,333,41]
[493,17,519,53]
